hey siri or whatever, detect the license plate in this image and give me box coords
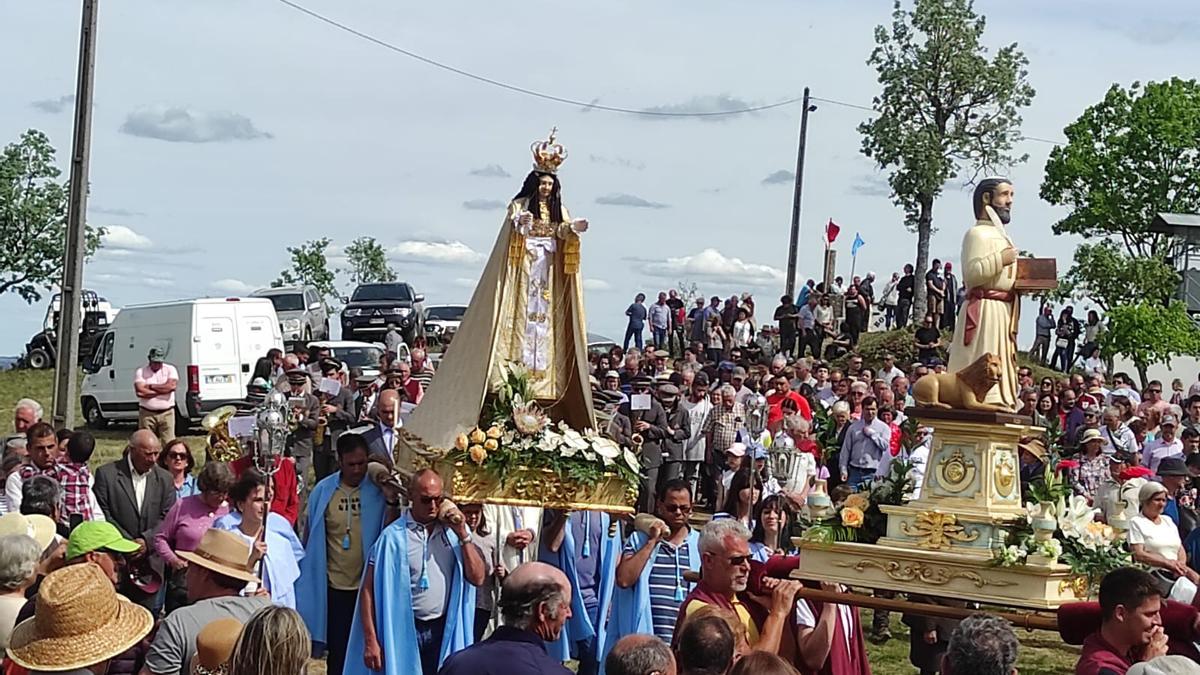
[369,318,385,325]
[205,374,234,384]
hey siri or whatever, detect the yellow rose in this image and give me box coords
[840,506,865,528]
[454,433,469,452]
[469,428,487,445]
[844,493,870,512]
[484,438,498,451]
[486,426,503,440]
[469,445,487,464]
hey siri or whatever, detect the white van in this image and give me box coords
[81,298,284,428]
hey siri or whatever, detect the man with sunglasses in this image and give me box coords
[607,480,701,651]
[348,468,485,675]
[1138,380,1171,420]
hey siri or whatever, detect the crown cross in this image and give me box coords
[530,127,568,174]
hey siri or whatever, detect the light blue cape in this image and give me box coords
[295,472,385,646]
[212,511,305,608]
[599,528,700,674]
[538,511,620,667]
[343,512,476,675]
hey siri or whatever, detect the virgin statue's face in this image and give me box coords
[538,175,554,199]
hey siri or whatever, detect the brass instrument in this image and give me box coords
[202,406,243,463]
[314,415,328,445]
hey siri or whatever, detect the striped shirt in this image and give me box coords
[624,537,693,642]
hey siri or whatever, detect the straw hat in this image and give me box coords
[176,529,259,583]
[190,618,244,675]
[0,513,57,552]
[6,563,153,671]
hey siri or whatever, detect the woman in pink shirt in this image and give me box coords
[153,460,234,612]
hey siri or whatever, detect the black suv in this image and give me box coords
[341,282,426,344]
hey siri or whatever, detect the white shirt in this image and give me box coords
[128,456,149,512]
[907,443,930,500]
[795,598,856,654]
[4,472,23,514]
[1129,514,1182,561]
[878,366,905,385]
[1141,437,1184,474]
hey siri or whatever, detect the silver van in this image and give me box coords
[251,285,329,345]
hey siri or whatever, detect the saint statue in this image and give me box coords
[946,177,1020,411]
[404,129,596,450]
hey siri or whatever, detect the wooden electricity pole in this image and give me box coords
[52,0,99,428]
[784,88,816,298]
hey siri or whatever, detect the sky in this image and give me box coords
[2,0,1199,356]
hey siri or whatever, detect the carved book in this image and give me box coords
[1015,258,1057,291]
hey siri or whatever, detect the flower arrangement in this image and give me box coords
[447,363,641,505]
[993,461,1130,593]
[800,455,914,545]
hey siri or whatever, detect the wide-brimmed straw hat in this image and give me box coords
[176,529,259,583]
[190,618,244,675]
[0,513,57,552]
[6,562,153,672]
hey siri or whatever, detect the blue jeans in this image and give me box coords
[623,325,643,350]
[847,465,874,491]
[651,326,668,349]
[415,616,446,675]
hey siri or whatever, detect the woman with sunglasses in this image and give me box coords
[158,439,199,501]
[153,460,235,612]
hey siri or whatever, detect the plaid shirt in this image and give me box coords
[702,402,745,456]
[1071,454,1110,503]
[52,461,95,522]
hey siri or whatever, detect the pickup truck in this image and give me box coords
[340,282,426,344]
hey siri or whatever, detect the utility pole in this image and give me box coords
[784,88,817,298]
[52,0,99,429]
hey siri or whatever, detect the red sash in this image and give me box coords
[963,287,1016,347]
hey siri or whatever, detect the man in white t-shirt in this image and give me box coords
[133,348,179,446]
[794,581,870,673]
[878,354,905,386]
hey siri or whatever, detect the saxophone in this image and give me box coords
[313,392,328,446]
[630,410,644,456]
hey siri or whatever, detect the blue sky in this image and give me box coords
[2,0,1198,355]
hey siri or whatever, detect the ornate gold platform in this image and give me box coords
[795,412,1085,609]
[442,461,637,514]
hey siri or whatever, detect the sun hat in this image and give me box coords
[0,513,57,552]
[1127,655,1200,675]
[1017,436,1049,462]
[65,521,140,560]
[725,443,747,458]
[1078,428,1104,446]
[175,529,260,584]
[6,563,153,671]
[190,618,244,675]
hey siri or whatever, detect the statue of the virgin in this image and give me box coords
[404,129,597,449]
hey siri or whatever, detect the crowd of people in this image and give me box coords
[0,271,1196,675]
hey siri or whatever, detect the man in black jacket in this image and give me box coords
[93,429,176,609]
[656,383,692,487]
[613,376,670,513]
[896,264,915,328]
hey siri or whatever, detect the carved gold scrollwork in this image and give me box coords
[995,451,1017,498]
[833,559,1016,589]
[898,511,980,550]
[936,447,977,494]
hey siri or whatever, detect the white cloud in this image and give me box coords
[120,106,272,143]
[583,278,613,291]
[91,271,174,289]
[100,225,153,251]
[633,248,784,287]
[210,278,259,294]
[389,240,484,266]
[31,95,75,113]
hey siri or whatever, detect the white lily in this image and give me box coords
[592,437,621,459]
[1057,495,1098,540]
[562,429,590,451]
[623,449,641,472]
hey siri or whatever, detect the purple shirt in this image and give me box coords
[153,494,229,566]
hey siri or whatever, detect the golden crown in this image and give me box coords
[531,127,568,174]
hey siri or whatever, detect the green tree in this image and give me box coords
[858,0,1035,316]
[274,237,338,299]
[1099,301,1200,388]
[1052,240,1178,312]
[344,237,396,285]
[0,129,103,302]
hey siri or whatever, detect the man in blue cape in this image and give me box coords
[345,468,485,675]
[297,433,389,675]
[602,479,700,673]
[539,509,620,675]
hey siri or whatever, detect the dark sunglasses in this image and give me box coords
[727,555,752,566]
[167,452,188,460]
[419,495,445,505]
[663,504,692,514]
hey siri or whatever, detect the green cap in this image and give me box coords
[66,521,140,560]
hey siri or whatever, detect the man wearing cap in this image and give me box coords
[8,564,154,675]
[1154,458,1192,532]
[656,383,691,485]
[283,368,320,493]
[648,349,671,378]
[1143,415,1184,475]
[134,347,179,446]
[614,376,670,513]
[141,529,269,675]
[730,367,754,408]
[315,358,357,481]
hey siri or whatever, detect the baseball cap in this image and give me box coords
[66,521,140,560]
[147,347,165,363]
[753,447,768,460]
[725,443,747,458]
[604,370,620,379]
[1162,413,1179,427]
[732,367,747,379]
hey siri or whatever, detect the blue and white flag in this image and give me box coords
[851,233,865,257]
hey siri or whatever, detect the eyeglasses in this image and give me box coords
[663,504,692,514]
[419,495,445,505]
[167,452,188,460]
[726,555,752,566]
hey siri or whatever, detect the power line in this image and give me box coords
[812,95,1062,146]
[273,0,805,117]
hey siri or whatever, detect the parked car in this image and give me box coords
[251,285,329,345]
[587,333,618,359]
[80,297,283,429]
[423,304,467,345]
[306,340,403,379]
[341,282,425,344]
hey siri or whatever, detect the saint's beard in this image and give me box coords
[994,205,1012,224]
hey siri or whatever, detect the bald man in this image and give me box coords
[93,428,176,608]
[363,389,403,465]
[439,561,574,675]
[345,469,484,675]
[605,635,676,675]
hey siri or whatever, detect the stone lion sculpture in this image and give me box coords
[912,353,1008,412]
